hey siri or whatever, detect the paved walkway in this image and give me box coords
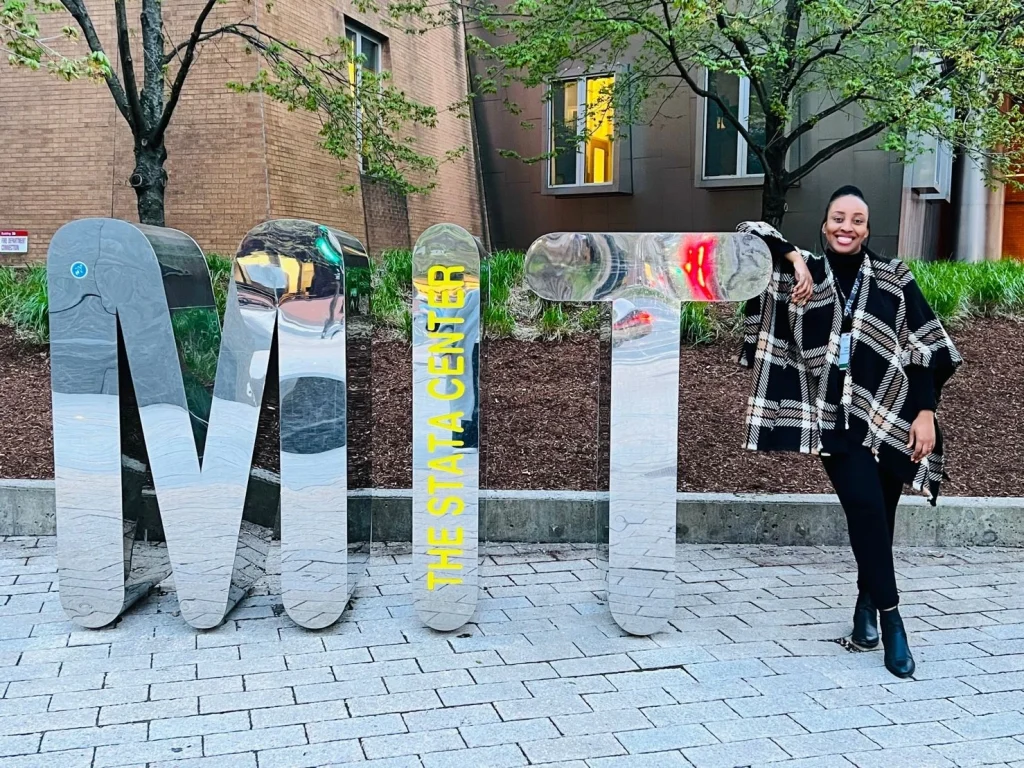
[1,536,1024,767]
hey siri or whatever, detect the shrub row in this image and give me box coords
[3,252,1022,346]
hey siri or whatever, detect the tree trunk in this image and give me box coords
[133,142,168,227]
[760,115,790,230]
[760,168,789,230]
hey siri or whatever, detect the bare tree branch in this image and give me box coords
[782,92,867,150]
[651,0,766,168]
[113,0,144,129]
[140,0,165,128]
[785,120,887,184]
[149,0,219,146]
[715,11,770,112]
[60,0,134,127]
[785,2,879,95]
[782,0,801,58]
[786,55,971,184]
[162,22,251,65]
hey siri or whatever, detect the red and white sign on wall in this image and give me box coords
[0,231,29,254]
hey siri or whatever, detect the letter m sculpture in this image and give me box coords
[48,218,368,630]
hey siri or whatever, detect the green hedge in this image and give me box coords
[4,254,1022,346]
[0,265,48,344]
[908,259,1024,323]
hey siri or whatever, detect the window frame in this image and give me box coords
[345,23,384,174]
[905,54,955,202]
[699,69,764,184]
[541,68,632,197]
[548,74,613,189]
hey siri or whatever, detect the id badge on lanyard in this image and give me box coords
[838,332,851,370]
[837,270,862,372]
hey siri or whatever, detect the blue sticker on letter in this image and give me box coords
[70,262,88,279]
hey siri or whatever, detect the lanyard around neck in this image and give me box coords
[831,258,865,320]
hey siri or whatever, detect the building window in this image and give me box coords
[702,70,765,179]
[346,25,382,173]
[549,75,615,187]
[907,129,953,202]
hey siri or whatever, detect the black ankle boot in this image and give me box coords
[851,591,879,649]
[879,606,915,678]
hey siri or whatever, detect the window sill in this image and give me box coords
[696,174,765,190]
[542,183,631,197]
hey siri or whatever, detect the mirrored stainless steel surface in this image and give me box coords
[48,219,182,628]
[49,218,366,630]
[412,224,483,631]
[238,220,367,629]
[524,232,771,635]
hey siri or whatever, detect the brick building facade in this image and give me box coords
[0,0,483,264]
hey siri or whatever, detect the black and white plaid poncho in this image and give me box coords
[735,221,964,504]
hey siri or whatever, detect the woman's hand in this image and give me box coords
[908,410,936,462]
[786,251,813,306]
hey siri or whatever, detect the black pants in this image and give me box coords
[820,443,903,610]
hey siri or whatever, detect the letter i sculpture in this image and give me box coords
[412,224,484,631]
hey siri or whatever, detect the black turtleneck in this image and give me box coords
[825,247,862,317]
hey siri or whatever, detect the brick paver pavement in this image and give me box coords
[1,535,1024,767]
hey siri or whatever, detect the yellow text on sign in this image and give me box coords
[424,265,468,589]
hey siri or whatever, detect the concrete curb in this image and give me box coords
[0,480,55,538]
[2,479,1021,546]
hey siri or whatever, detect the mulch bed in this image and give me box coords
[3,318,1022,496]
[0,329,52,480]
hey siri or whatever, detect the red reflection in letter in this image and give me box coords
[678,236,717,300]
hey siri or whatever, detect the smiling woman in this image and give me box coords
[737,186,964,681]
[823,187,870,254]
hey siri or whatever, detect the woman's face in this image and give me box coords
[823,195,869,254]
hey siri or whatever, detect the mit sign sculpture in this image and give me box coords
[49,220,770,636]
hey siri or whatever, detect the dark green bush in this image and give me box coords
[3,253,1021,346]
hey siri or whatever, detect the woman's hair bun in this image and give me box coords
[828,185,867,206]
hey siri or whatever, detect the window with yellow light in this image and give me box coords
[549,74,615,187]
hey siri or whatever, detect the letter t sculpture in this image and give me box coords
[525,232,771,636]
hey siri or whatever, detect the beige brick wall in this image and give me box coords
[257,0,484,247]
[381,7,484,240]
[258,1,366,240]
[152,0,270,256]
[0,0,481,263]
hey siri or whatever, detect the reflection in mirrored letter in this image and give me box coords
[238,220,369,629]
[524,233,771,635]
[412,224,483,631]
